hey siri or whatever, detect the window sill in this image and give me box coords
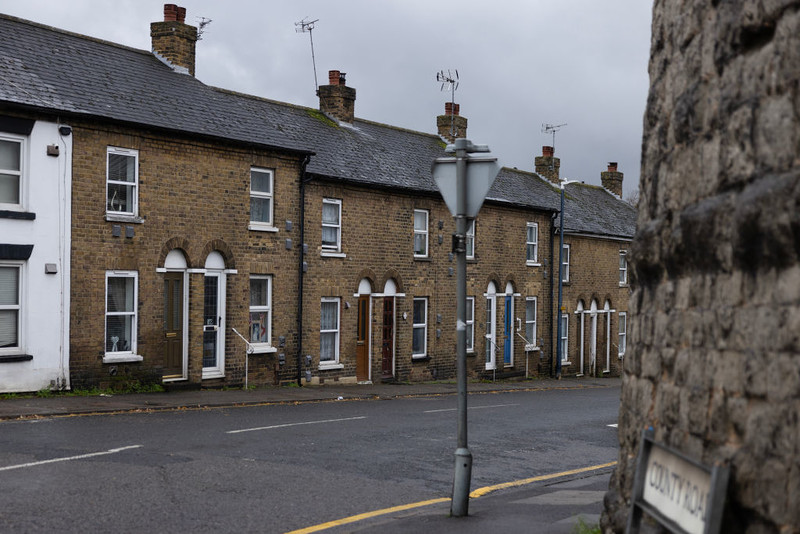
[321,251,346,258]
[248,223,279,233]
[103,354,144,364]
[250,344,278,354]
[0,210,35,220]
[319,362,344,371]
[414,256,432,262]
[619,283,628,288]
[524,344,540,352]
[202,370,225,380]
[0,353,33,363]
[412,355,430,362]
[561,281,571,286]
[526,262,541,267]
[106,214,144,224]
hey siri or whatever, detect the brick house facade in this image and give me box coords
[0,6,635,391]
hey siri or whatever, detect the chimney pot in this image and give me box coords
[176,6,186,23]
[164,4,178,21]
[542,146,554,158]
[328,70,341,86]
[608,162,618,172]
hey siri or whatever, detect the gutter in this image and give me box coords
[297,155,313,386]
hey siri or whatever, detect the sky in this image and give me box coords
[1,0,653,200]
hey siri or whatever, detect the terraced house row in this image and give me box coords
[0,6,636,393]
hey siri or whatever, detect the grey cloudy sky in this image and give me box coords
[1,0,653,199]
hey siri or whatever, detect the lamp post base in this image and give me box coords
[451,447,473,517]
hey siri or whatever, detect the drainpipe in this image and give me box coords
[297,155,312,387]
[549,212,556,378]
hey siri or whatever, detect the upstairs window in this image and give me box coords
[466,219,475,260]
[413,209,429,258]
[106,147,138,216]
[562,244,571,282]
[0,264,21,352]
[322,198,342,253]
[0,136,23,208]
[526,222,538,264]
[250,168,274,229]
[619,250,628,285]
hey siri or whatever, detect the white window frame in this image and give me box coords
[526,222,539,265]
[413,209,429,258]
[560,313,569,363]
[321,198,343,255]
[0,133,25,210]
[319,297,341,369]
[0,262,23,354]
[106,147,139,217]
[562,244,571,282]
[249,167,276,231]
[104,270,142,363]
[619,250,628,286]
[525,297,537,350]
[466,219,476,260]
[618,312,627,358]
[465,296,475,353]
[248,275,275,353]
[412,297,428,358]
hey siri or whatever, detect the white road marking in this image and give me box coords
[0,445,142,472]
[227,416,367,434]
[607,423,618,428]
[424,403,519,414]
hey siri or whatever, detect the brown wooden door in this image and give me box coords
[163,272,183,378]
[356,296,369,381]
[381,297,394,380]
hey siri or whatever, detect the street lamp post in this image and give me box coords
[554,179,576,379]
[432,139,500,517]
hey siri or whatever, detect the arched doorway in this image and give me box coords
[485,281,498,370]
[502,281,515,367]
[202,251,226,379]
[162,249,188,380]
[356,278,372,382]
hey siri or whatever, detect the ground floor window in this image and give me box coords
[412,297,427,358]
[466,297,474,353]
[105,271,137,357]
[525,297,537,346]
[618,312,627,357]
[249,275,272,349]
[0,263,21,351]
[320,297,340,366]
[560,314,569,362]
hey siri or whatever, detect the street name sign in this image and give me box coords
[628,429,729,534]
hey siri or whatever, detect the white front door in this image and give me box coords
[202,271,226,379]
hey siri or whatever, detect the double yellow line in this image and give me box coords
[286,461,617,534]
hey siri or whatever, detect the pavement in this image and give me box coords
[0,376,621,533]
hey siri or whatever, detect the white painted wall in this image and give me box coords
[0,120,71,392]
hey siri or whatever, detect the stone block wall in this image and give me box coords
[602,1,800,531]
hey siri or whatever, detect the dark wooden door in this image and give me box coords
[356,296,369,381]
[381,297,394,380]
[163,272,183,378]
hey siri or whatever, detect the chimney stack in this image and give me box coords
[601,162,624,197]
[318,69,356,123]
[534,146,560,184]
[436,103,468,143]
[151,4,197,76]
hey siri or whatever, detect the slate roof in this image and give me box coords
[559,183,637,239]
[0,13,635,238]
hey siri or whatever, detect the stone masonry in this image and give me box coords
[602,1,800,532]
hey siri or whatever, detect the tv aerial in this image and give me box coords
[196,17,212,40]
[295,17,320,92]
[436,69,459,138]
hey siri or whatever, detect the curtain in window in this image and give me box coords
[526,299,536,342]
[320,301,338,361]
[0,266,19,347]
[0,139,21,204]
[322,202,339,247]
[106,276,134,352]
